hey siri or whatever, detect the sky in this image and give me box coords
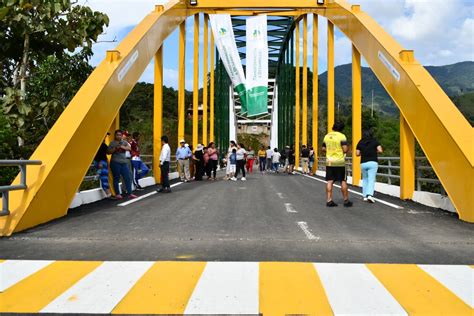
[82,0,474,90]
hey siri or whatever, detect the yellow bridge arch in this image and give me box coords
[1,0,472,236]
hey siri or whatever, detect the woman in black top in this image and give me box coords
[193,144,204,181]
[356,129,383,203]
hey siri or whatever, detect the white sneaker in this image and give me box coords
[363,197,368,202]
[231,177,237,181]
[241,177,246,181]
[367,196,376,203]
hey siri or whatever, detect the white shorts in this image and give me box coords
[228,164,236,173]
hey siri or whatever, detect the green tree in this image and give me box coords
[0,0,109,145]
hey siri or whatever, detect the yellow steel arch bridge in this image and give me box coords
[1,0,473,236]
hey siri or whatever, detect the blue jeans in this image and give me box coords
[110,160,132,195]
[361,161,378,197]
[94,160,109,191]
[131,159,149,186]
[273,162,279,171]
[259,157,266,171]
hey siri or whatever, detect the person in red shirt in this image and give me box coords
[130,132,149,190]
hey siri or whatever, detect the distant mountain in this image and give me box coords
[318,61,474,120]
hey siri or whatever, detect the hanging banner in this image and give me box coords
[210,14,248,115]
[246,15,268,117]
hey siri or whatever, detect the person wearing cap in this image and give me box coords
[176,139,192,182]
[193,144,205,181]
[130,131,149,190]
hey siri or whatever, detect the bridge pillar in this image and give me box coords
[178,22,186,144]
[202,14,209,146]
[312,14,319,173]
[210,24,215,143]
[295,20,301,169]
[352,45,362,186]
[153,46,163,184]
[327,20,335,133]
[400,116,415,200]
[302,15,308,148]
[193,14,200,149]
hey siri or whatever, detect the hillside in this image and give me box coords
[318,61,474,122]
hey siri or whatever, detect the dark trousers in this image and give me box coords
[160,161,170,189]
[266,158,272,170]
[110,161,132,195]
[259,157,266,172]
[235,160,246,178]
[208,159,218,178]
[195,162,204,181]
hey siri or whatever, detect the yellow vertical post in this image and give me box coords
[327,20,335,133]
[193,14,200,149]
[295,20,301,169]
[210,30,215,143]
[178,21,186,144]
[352,44,362,186]
[400,117,415,199]
[202,14,209,146]
[153,46,163,184]
[312,14,319,173]
[107,114,120,196]
[302,15,308,147]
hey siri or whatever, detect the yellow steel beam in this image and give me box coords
[302,15,308,147]
[202,14,209,146]
[178,21,186,144]
[312,14,319,172]
[209,30,215,143]
[295,20,301,169]
[193,14,200,149]
[153,46,163,184]
[189,0,327,8]
[327,20,335,133]
[0,2,187,235]
[351,44,361,186]
[321,0,473,221]
[400,116,415,200]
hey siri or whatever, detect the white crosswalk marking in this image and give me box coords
[314,263,408,315]
[41,261,153,314]
[184,262,259,314]
[418,264,474,308]
[0,260,53,292]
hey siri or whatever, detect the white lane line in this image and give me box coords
[118,182,184,206]
[297,221,319,240]
[418,265,473,307]
[285,203,298,213]
[276,192,285,199]
[0,260,53,291]
[302,174,404,209]
[184,262,259,314]
[41,261,154,314]
[314,263,408,315]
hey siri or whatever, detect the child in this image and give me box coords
[272,148,281,173]
[229,148,237,181]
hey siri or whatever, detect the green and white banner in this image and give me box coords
[210,14,248,115]
[246,15,268,117]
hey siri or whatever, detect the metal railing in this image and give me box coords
[0,160,42,216]
[316,156,445,195]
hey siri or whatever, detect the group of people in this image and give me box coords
[175,139,219,183]
[93,130,149,199]
[96,122,383,207]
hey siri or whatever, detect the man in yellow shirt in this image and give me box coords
[322,121,353,207]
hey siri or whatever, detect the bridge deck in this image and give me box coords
[1,172,472,263]
[1,173,473,314]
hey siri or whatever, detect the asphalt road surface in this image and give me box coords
[1,172,472,264]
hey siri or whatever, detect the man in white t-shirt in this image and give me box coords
[265,146,273,171]
[272,148,282,173]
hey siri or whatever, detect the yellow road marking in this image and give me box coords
[112,261,206,314]
[367,264,472,315]
[0,260,5,263]
[259,262,333,315]
[0,261,101,313]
